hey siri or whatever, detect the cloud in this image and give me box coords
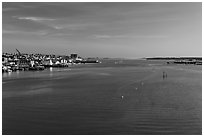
[2,29,49,36]
[94,35,112,39]
[2,30,16,34]
[93,34,168,39]
[53,23,102,30]
[53,26,63,30]
[8,16,60,32]
[14,16,55,22]
[2,7,19,12]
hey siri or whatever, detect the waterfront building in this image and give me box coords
[49,59,53,65]
[2,51,88,72]
[30,60,35,67]
[2,57,8,64]
[71,53,78,59]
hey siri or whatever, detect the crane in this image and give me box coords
[16,49,21,55]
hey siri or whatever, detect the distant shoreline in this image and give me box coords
[145,57,202,60]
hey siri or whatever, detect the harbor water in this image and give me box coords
[2,59,202,135]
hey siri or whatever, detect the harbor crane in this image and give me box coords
[16,49,21,55]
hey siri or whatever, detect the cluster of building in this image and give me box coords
[2,49,99,73]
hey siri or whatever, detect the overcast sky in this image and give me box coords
[2,2,202,58]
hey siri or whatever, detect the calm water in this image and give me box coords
[2,59,202,135]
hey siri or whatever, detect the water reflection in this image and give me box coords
[50,67,53,72]
[49,67,53,77]
[16,70,20,74]
[2,72,12,78]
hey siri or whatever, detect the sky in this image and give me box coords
[2,2,202,58]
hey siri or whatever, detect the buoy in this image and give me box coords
[121,96,124,99]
